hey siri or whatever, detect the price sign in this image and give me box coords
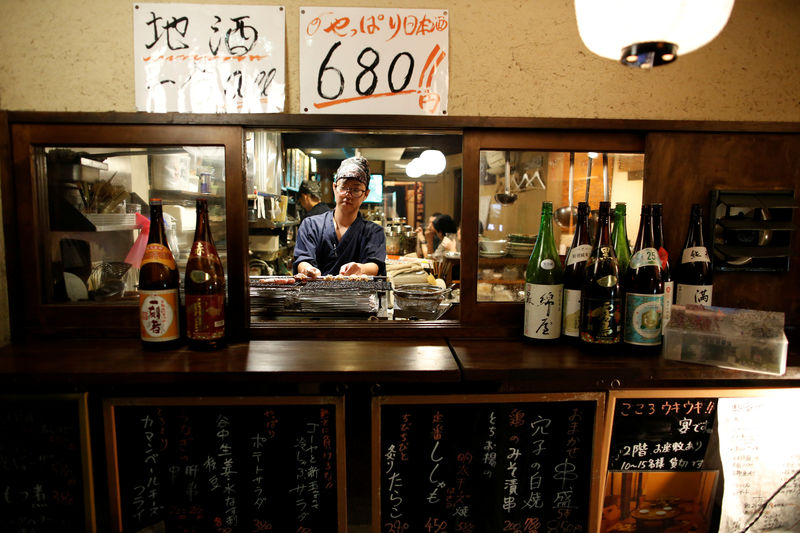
[133,3,285,113]
[300,7,449,115]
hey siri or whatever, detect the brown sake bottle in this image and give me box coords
[139,199,182,350]
[185,199,226,350]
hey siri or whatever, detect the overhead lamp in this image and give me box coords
[419,149,447,175]
[574,0,735,68]
[405,158,424,178]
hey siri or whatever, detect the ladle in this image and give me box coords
[495,151,518,205]
[555,152,578,229]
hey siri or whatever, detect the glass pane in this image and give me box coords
[477,150,644,302]
[41,146,226,304]
[245,129,463,322]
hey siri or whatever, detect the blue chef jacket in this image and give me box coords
[293,211,387,276]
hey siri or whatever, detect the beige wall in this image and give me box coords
[1,1,798,343]
[1,0,798,120]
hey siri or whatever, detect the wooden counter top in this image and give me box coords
[450,339,800,391]
[0,338,460,385]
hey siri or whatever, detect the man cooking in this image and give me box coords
[293,156,386,278]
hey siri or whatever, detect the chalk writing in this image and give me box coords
[608,397,716,472]
[111,400,340,532]
[380,398,596,532]
[0,397,90,532]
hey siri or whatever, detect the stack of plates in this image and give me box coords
[479,250,507,258]
[507,234,536,258]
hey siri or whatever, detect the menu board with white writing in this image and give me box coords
[0,394,95,533]
[607,396,717,471]
[373,394,603,533]
[133,3,286,113]
[717,390,800,533]
[104,397,345,533]
[299,7,449,115]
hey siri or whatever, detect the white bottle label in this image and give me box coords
[524,283,563,339]
[562,288,582,337]
[541,258,555,270]
[662,280,674,332]
[567,244,592,267]
[682,246,710,263]
[676,284,713,306]
[630,248,661,270]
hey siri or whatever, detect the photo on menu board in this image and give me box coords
[600,471,719,533]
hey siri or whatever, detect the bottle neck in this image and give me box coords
[148,205,168,245]
[595,211,613,250]
[653,212,665,248]
[687,213,705,247]
[194,203,213,245]
[634,210,655,250]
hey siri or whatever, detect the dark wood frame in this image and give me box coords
[2,112,798,341]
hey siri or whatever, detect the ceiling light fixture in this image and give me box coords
[574,0,735,69]
[405,149,446,178]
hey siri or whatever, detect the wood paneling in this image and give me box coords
[644,132,800,326]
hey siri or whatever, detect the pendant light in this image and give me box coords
[574,0,735,68]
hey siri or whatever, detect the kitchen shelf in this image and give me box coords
[150,189,224,203]
[249,219,300,230]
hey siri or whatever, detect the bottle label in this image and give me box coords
[580,296,622,344]
[681,246,710,263]
[541,259,556,270]
[658,247,670,270]
[624,293,663,346]
[662,281,674,332]
[186,294,226,341]
[567,244,592,267]
[562,288,582,337]
[675,284,713,306]
[524,283,563,339]
[139,289,180,342]
[189,240,218,258]
[630,248,661,270]
[141,243,176,270]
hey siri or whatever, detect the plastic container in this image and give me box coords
[663,304,788,375]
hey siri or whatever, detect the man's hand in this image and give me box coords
[339,262,363,276]
[297,261,321,279]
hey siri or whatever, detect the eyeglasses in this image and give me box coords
[336,186,366,198]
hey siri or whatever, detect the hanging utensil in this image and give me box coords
[584,155,593,204]
[555,152,578,229]
[495,151,518,205]
[602,153,609,202]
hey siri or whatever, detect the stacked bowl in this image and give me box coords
[507,233,537,258]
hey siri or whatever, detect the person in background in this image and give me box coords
[415,212,442,257]
[294,156,386,278]
[428,214,460,259]
[298,179,330,219]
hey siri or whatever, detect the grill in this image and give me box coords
[250,276,391,316]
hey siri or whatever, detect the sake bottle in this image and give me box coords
[675,203,713,306]
[623,205,664,351]
[524,201,564,341]
[185,198,226,350]
[139,199,182,350]
[612,202,632,277]
[651,203,673,329]
[579,202,622,347]
[562,202,592,341]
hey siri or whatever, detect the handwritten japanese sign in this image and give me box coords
[717,392,800,533]
[105,397,344,532]
[133,3,285,113]
[299,7,449,115]
[376,394,601,533]
[607,397,717,471]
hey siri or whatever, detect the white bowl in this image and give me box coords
[480,239,507,253]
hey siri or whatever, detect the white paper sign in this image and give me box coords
[299,7,449,115]
[133,3,285,113]
[717,393,800,533]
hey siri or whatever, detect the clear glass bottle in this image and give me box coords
[675,203,713,306]
[651,203,673,330]
[524,202,564,341]
[185,199,226,350]
[139,199,182,350]
[623,205,664,351]
[612,202,632,277]
[580,202,622,347]
[562,202,591,341]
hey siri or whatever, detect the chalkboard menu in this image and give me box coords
[0,394,95,533]
[373,393,604,533]
[606,393,717,471]
[105,397,345,533]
